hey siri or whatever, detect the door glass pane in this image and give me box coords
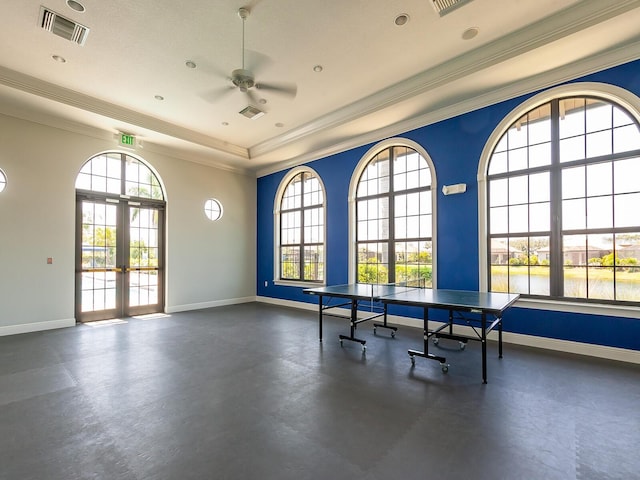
[129,206,160,307]
[81,201,118,313]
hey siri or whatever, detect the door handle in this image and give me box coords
[82,267,122,273]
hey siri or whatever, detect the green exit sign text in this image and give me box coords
[119,133,136,148]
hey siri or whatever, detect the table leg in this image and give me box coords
[373,303,398,337]
[338,298,367,350]
[408,307,448,371]
[481,312,487,384]
[498,315,503,358]
[318,295,323,342]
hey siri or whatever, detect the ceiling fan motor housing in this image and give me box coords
[232,68,255,92]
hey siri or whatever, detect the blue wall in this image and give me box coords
[257,59,640,352]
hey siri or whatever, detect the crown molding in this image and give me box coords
[250,0,640,160]
[0,65,249,159]
[0,107,250,176]
[254,38,640,178]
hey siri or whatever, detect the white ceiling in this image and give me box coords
[1,0,640,176]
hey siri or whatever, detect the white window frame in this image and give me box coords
[273,166,327,287]
[348,138,438,286]
[477,82,640,319]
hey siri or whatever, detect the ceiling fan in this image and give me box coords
[217,7,297,105]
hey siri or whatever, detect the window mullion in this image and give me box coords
[388,149,396,284]
[119,153,126,196]
[549,99,564,298]
[299,175,305,281]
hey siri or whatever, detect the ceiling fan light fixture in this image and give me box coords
[239,105,265,120]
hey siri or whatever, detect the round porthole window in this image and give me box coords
[204,198,223,221]
[0,168,6,193]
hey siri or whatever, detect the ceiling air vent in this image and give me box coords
[239,105,265,120]
[39,6,89,46]
[432,0,474,17]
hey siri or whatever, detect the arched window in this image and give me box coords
[0,168,6,193]
[274,167,325,283]
[350,140,436,287]
[75,152,164,200]
[480,84,640,304]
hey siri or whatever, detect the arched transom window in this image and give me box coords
[278,169,325,282]
[355,144,433,286]
[486,92,640,303]
[76,152,164,200]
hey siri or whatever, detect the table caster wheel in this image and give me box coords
[432,337,439,346]
[391,331,396,338]
[441,363,449,373]
[362,344,367,352]
[459,342,466,350]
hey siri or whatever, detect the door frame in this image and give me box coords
[75,192,165,322]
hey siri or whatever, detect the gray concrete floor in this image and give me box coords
[0,302,639,479]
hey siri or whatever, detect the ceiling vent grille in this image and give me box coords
[239,105,265,120]
[432,0,474,17]
[39,6,89,45]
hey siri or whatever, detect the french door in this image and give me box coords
[76,195,164,322]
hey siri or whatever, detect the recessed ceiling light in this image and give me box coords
[52,55,66,63]
[313,65,323,73]
[275,123,284,128]
[462,27,479,40]
[258,98,267,105]
[154,95,164,101]
[185,60,197,69]
[222,122,229,126]
[66,0,85,12]
[395,14,410,26]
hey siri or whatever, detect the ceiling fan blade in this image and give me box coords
[188,57,230,81]
[199,85,235,103]
[244,49,273,75]
[245,89,260,105]
[255,82,297,99]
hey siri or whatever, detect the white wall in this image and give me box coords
[0,114,256,335]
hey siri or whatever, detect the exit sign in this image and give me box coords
[119,133,136,148]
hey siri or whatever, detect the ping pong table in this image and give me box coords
[303,284,519,383]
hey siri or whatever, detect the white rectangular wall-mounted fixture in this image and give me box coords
[239,105,265,120]
[39,6,90,46]
[432,0,474,17]
[442,183,467,195]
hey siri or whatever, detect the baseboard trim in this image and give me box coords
[166,296,256,313]
[0,318,76,337]
[255,296,640,365]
